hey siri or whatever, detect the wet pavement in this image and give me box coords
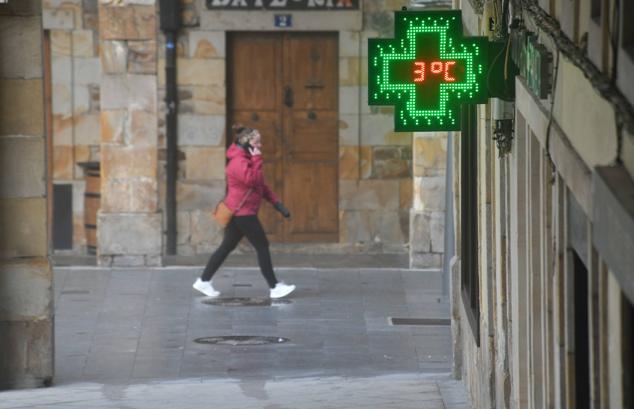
[0,262,472,408]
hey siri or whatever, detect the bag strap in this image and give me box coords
[234,188,253,212]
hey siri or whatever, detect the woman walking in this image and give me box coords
[193,124,296,299]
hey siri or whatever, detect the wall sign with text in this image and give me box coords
[206,0,358,10]
[368,10,494,132]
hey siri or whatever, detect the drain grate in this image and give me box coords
[194,336,289,346]
[389,317,451,326]
[201,297,292,307]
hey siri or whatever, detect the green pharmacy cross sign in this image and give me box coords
[369,10,491,132]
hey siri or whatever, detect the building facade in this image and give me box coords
[42,0,449,268]
[450,0,634,407]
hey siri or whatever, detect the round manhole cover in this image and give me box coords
[201,297,292,307]
[193,336,290,346]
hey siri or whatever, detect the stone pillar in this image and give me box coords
[98,1,161,266]
[0,0,54,389]
[410,132,448,268]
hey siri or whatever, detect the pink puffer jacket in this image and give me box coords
[223,143,279,216]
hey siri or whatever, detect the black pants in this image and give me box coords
[201,215,278,288]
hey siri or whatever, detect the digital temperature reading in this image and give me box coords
[368,10,490,132]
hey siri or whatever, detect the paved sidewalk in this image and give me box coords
[0,265,472,408]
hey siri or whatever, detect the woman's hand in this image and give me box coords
[248,146,261,156]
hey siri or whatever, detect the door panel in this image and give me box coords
[229,32,338,243]
[286,34,338,110]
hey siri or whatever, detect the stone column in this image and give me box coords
[410,132,448,268]
[98,1,161,266]
[0,1,53,389]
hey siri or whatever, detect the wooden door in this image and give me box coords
[228,32,338,243]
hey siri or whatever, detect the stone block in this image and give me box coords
[101,178,158,213]
[129,110,158,146]
[0,259,52,321]
[101,74,157,112]
[409,210,431,253]
[128,40,156,74]
[53,145,74,180]
[73,84,91,115]
[73,145,91,178]
[177,211,191,245]
[53,115,73,145]
[372,146,411,178]
[51,30,71,56]
[430,211,445,253]
[0,16,43,79]
[361,113,411,146]
[176,180,225,211]
[158,58,225,87]
[111,255,146,267]
[71,179,85,215]
[339,57,361,86]
[74,113,101,145]
[43,8,75,30]
[414,176,446,212]
[0,137,45,199]
[74,57,101,85]
[73,213,86,248]
[99,5,156,40]
[339,114,360,146]
[2,0,42,16]
[97,212,162,255]
[400,179,412,209]
[413,135,447,176]
[101,41,128,74]
[189,31,225,58]
[339,209,405,244]
[410,252,442,269]
[178,114,224,146]
[0,79,44,137]
[339,179,399,210]
[190,209,224,248]
[100,109,125,144]
[101,145,156,180]
[52,83,71,116]
[0,198,47,258]
[339,146,371,180]
[185,147,226,180]
[0,320,53,389]
[72,30,95,57]
[52,55,71,86]
[339,31,360,58]
[339,86,360,115]
[179,85,226,115]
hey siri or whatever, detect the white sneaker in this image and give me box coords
[270,282,296,299]
[193,278,220,297]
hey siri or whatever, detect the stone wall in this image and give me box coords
[163,0,416,255]
[157,0,227,255]
[97,1,161,266]
[410,132,447,268]
[44,0,101,254]
[0,0,53,389]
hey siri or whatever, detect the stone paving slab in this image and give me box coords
[12,265,473,409]
[0,374,470,409]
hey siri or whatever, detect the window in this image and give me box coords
[573,252,590,409]
[461,104,480,345]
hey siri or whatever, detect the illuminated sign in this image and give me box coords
[368,10,491,132]
[510,29,552,99]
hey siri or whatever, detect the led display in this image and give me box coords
[368,10,490,132]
